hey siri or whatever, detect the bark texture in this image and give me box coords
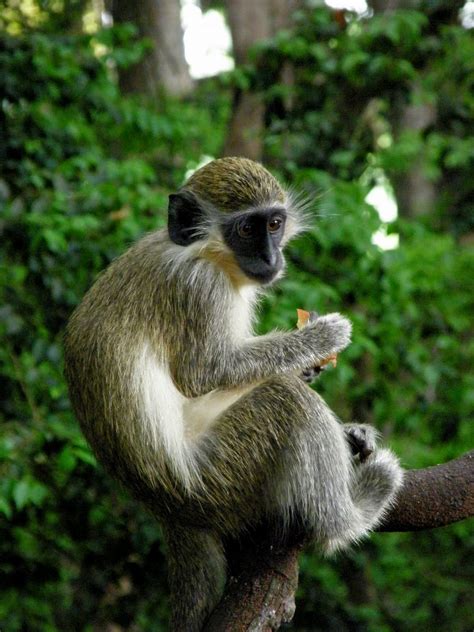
[223,0,301,160]
[379,450,474,531]
[204,451,474,631]
[112,0,193,97]
[203,538,300,632]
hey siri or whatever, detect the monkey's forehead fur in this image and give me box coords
[184,157,286,213]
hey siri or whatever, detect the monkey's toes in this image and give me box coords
[344,424,378,462]
[300,366,323,383]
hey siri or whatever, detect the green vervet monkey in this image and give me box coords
[64,157,403,631]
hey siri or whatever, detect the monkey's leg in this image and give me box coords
[168,378,402,630]
[166,376,317,632]
[194,376,402,550]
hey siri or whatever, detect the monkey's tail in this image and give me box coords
[163,524,226,632]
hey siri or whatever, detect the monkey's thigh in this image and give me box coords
[195,375,353,537]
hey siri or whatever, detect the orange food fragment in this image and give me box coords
[320,354,338,368]
[296,308,311,329]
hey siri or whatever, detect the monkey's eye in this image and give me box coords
[268,216,283,233]
[237,221,254,238]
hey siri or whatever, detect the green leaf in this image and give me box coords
[12,480,30,510]
[0,497,13,519]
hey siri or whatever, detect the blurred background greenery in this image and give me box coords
[0,0,473,630]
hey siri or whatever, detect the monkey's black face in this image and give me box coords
[222,208,287,284]
[167,191,287,284]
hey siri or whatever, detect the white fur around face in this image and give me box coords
[231,284,259,341]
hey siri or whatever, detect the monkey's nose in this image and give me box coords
[262,248,278,267]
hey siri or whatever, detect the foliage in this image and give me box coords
[1,4,473,632]
[248,6,474,236]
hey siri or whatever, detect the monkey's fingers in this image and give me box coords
[296,309,338,373]
[344,425,376,462]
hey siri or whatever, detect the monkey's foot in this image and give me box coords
[343,424,378,462]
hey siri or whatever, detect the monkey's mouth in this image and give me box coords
[236,255,283,285]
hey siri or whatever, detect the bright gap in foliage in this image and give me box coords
[366,179,399,251]
[181,0,233,79]
[324,0,368,12]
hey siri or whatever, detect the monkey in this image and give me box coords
[63,157,403,631]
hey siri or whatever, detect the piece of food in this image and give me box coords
[296,308,312,329]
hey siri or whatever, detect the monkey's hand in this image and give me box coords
[304,312,352,360]
[296,310,345,383]
[343,423,379,463]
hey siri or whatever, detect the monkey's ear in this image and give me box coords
[168,190,205,246]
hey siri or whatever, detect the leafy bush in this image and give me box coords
[249,6,473,236]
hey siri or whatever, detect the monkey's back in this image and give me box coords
[64,230,201,505]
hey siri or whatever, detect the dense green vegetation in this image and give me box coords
[1,4,472,631]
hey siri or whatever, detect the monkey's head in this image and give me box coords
[168,157,304,285]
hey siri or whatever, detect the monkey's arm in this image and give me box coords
[170,312,351,398]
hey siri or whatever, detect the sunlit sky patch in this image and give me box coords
[371,227,400,250]
[181,0,233,79]
[366,185,398,223]
[324,0,368,12]
[366,180,399,250]
[461,1,474,27]
[180,0,370,79]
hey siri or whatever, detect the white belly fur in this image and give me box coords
[134,342,253,483]
[183,385,254,440]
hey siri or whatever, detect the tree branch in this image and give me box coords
[204,451,474,631]
[379,450,474,531]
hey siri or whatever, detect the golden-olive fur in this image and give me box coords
[186,156,286,213]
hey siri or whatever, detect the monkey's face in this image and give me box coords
[221,208,287,285]
[168,157,299,286]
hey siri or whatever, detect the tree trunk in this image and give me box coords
[368,0,436,218]
[392,85,437,218]
[112,0,193,97]
[369,0,464,219]
[222,0,301,160]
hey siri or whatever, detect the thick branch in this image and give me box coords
[379,450,474,531]
[204,452,474,631]
[204,536,300,632]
